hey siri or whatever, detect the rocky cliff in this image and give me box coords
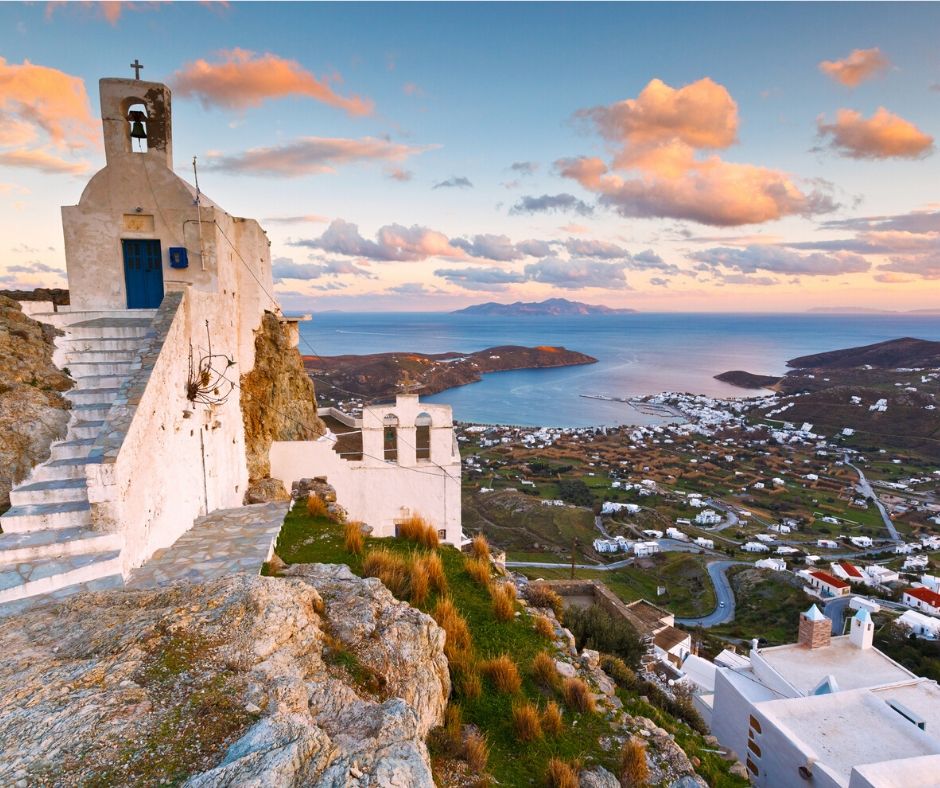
[0,296,72,512]
[0,564,449,786]
[241,312,325,499]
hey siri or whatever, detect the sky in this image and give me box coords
[1,1,939,312]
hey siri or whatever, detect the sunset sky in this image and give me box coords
[1,1,939,312]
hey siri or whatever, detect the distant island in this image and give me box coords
[807,306,940,314]
[714,370,781,390]
[305,344,598,401]
[453,298,636,316]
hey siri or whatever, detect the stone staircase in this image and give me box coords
[0,309,157,611]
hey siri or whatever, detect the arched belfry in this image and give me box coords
[100,78,173,166]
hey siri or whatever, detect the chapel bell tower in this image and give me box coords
[99,70,173,169]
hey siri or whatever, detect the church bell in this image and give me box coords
[128,110,148,140]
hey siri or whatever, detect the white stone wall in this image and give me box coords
[270,395,462,546]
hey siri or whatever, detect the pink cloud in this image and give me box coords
[560,78,834,226]
[172,49,374,116]
[817,107,934,160]
[819,47,890,87]
[0,149,89,175]
[205,136,432,176]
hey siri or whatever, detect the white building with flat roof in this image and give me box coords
[709,606,940,787]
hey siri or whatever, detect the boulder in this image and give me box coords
[579,765,620,787]
[0,566,448,786]
[244,477,291,504]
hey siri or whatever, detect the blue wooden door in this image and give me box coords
[122,239,164,309]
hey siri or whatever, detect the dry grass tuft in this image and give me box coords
[541,700,564,736]
[562,676,596,714]
[531,650,560,689]
[422,550,448,594]
[620,736,650,787]
[459,668,482,699]
[362,548,410,599]
[491,583,516,621]
[534,614,556,639]
[463,730,490,774]
[480,653,522,694]
[470,533,491,561]
[511,700,543,742]
[465,555,492,588]
[432,596,473,660]
[409,553,430,605]
[398,514,440,549]
[343,520,365,555]
[306,495,331,519]
[544,757,580,788]
[526,583,564,620]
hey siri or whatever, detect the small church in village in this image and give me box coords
[0,67,462,610]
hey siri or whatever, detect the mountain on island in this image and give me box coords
[786,337,940,369]
[453,298,635,316]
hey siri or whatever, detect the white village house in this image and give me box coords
[0,72,461,608]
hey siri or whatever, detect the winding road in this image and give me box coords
[845,457,900,542]
[676,560,748,628]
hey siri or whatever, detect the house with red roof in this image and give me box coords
[830,561,864,583]
[800,569,850,598]
[902,586,940,617]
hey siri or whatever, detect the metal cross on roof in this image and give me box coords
[130,59,144,79]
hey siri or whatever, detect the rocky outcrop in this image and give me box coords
[240,311,325,495]
[0,565,449,786]
[0,296,72,511]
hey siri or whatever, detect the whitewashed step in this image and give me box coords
[70,403,113,421]
[31,308,157,328]
[65,387,122,406]
[0,527,121,563]
[30,457,96,483]
[62,348,139,363]
[0,573,124,619]
[72,374,127,390]
[0,549,122,604]
[50,438,95,461]
[65,319,153,340]
[0,500,92,533]
[68,420,105,440]
[62,336,148,352]
[9,478,87,506]
[65,360,137,377]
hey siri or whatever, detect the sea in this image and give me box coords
[298,312,940,428]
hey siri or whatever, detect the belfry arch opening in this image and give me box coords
[383,414,399,462]
[415,412,432,460]
[126,102,148,153]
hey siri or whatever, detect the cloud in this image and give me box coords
[451,234,524,261]
[271,256,371,282]
[817,107,934,160]
[204,136,432,176]
[0,149,89,175]
[712,272,778,286]
[649,277,670,287]
[296,219,466,262]
[7,261,65,276]
[564,238,627,259]
[386,167,413,182]
[432,176,473,190]
[523,257,630,290]
[690,245,870,276]
[819,48,890,87]
[560,223,590,235]
[263,214,329,225]
[509,193,594,216]
[172,49,373,116]
[560,77,835,226]
[509,161,538,175]
[515,239,554,258]
[434,266,527,291]
[878,252,940,280]
[822,208,940,234]
[388,282,441,296]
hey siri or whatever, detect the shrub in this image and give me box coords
[600,654,637,690]
[465,556,492,588]
[422,550,448,594]
[343,521,365,555]
[620,737,650,787]
[463,730,489,774]
[531,650,560,690]
[362,548,410,598]
[491,583,516,621]
[398,514,440,549]
[534,614,556,639]
[564,604,644,668]
[511,701,543,742]
[544,757,579,788]
[409,554,430,605]
[429,703,463,757]
[432,597,472,660]
[526,583,564,620]
[562,677,595,714]
[471,533,491,561]
[306,495,331,519]
[541,700,564,736]
[480,654,522,694]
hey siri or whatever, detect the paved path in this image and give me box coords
[823,594,854,635]
[676,560,749,628]
[126,501,288,589]
[845,457,900,542]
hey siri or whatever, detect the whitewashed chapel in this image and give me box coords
[0,71,461,608]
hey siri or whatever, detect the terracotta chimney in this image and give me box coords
[798,605,831,649]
